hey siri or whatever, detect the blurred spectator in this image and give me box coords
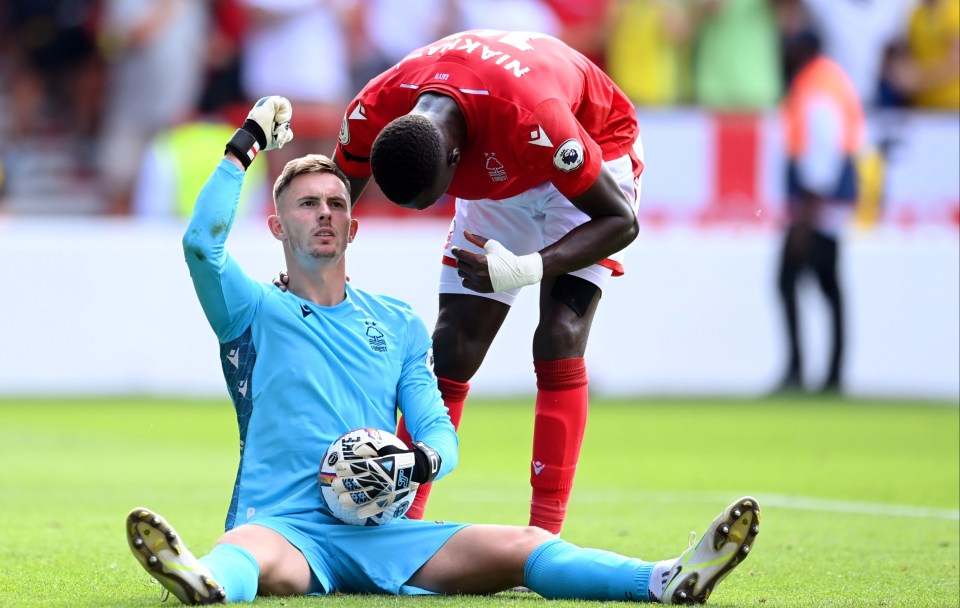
[544,0,614,69]
[690,0,782,110]
[239,0,353,106]
[349,0,459,89]
[902,0,960,110]
[455,0,560,36]
[131,119,269,221]
[1,0,103,142]
[774,29,864,394]
[877,0,960,110]
[606,0,695,107]
[198,0,248,118]
[238,0,356,187]
[128,2,269,222]
[801,0,914,107]
[97,0,209,215]
[876,40,915,108]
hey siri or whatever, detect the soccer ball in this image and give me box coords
[318,427,418,526]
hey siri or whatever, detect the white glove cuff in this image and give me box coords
[483,240,544,292]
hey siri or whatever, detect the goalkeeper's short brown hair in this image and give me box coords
[273,154,352,207]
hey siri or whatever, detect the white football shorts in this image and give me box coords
[439,141,644,306]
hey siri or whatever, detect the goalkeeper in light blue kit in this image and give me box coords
[126,96,761,606]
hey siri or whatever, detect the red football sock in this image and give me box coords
[395,376,468,519]
[529,358,589,534]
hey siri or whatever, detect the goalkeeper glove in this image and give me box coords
[225,96,294,169]
[332,439,440,520]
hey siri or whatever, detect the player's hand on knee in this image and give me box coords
[225,96,293,169]
[452,231,543,293]
[451,232,493,292]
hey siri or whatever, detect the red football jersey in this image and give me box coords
[335,30,641,201]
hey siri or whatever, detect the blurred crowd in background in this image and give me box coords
[0,0,956,218]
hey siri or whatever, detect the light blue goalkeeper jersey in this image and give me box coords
[183,159,457,531]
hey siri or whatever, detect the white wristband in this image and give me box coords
[483,239,543,292]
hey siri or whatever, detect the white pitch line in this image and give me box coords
[756,493,960,520]
[492,489,960,521]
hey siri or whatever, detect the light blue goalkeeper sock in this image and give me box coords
[200,543,259,602]
[524,538,655,602]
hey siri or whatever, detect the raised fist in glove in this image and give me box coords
[225,96,294,169]
[332,437,440,520]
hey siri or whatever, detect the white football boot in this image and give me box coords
[660,496,761,604]
[127,508,226,605]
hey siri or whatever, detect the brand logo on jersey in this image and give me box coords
[300,303,313,318]
[363,320,388,353]
[349,104,367,120]
[553,139,584,172]
[528,125,553,147]
[238,377,249,398]
[484,153,508,182]
[226,348,239,368]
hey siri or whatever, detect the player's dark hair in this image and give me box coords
[370,115,443,205]
[274,154,352,206]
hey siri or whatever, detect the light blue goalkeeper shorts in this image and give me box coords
[250,511,470,595]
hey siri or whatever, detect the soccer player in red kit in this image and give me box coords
[333,30,644,533]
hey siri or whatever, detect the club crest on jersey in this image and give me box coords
[484,152,508,182]
[363,320,388,353]
[553,139,584,172]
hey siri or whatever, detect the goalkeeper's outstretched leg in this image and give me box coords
[128,497,759,605]
[661,496,761,604]
[408,496,760,604]
[127,508,226,605]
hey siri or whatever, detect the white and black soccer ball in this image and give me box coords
[318,427,418,526]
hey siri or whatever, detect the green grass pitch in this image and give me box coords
[0,396,957,608]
